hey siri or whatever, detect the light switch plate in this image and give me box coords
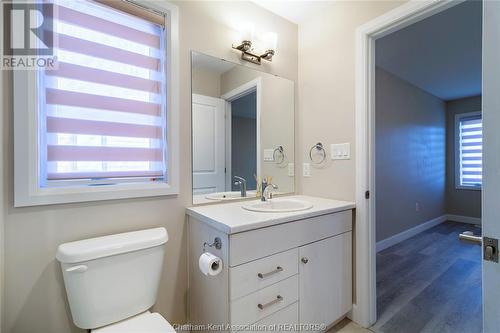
[331,143,351,160]
[288,163,295,177]
[263,149,274,161]
[303,163,311,177]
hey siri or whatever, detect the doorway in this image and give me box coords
[353,0,498,331]
[226,91,258,192]
[372,3,482,331]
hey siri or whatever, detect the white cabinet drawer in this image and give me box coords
[230,248,298,300]
[230,275,298,326]
[233,302,299,333]
[229,210,352,266]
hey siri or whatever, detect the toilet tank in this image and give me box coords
[56,228,168,330]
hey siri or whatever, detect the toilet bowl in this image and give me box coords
[56,227,174,332]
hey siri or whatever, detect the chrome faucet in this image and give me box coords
[261,179,278,201]
[233,176,247,197]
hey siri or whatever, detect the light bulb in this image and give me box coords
[236,22,255,42]
[261,32,278,51]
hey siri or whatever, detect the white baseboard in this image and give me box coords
[376,215,447,252]
[446,214,481,225]
[376,214,482,252]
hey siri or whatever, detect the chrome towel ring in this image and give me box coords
[273,146,286,165]
[309,142,326,164]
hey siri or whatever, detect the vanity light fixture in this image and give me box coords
[232,24,277,65]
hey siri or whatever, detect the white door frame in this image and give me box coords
[221,78,262,190]
[353,0,465,327]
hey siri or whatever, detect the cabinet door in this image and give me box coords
[299,232,352,330]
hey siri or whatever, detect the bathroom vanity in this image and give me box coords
[186,196,355,332]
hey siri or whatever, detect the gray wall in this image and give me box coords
[446,96,482,218]
[376,67,447,242]
[231,92,257,190]
[231,117,257,190]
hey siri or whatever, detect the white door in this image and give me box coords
[192,94,226,195]
[299,233,352,331]
[482,3,500,331]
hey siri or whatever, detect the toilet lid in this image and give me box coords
[92,312,176,333]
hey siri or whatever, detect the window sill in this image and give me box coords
[14,182,178,207]
[455,185,482,191]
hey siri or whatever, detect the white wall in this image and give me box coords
[192,67,221,98]
[297,0,405,200]
[0,2,297,332]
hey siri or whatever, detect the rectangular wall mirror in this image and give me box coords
[191,52,295,204]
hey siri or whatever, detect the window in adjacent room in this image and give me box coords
[455,111,482,189]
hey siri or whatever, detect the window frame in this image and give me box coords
[14,0,179,207]
[454,110,482,191]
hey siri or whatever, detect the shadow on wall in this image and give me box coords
[375,67,447,242]
[9,260,76,333]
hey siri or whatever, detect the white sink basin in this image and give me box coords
[206,191,256,201]
[242,199,313,213]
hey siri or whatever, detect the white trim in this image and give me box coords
[225,101,232,190]
[354,0,464,327]
[376,214,482,253]
[376,215,447,253]
[454,111,482,191]
[0,3,4,329]
[456,185,482,191]
[446,214,481,225]
[13,1,180,207]
[221,78,262,183]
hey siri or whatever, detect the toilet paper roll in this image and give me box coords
[199,252,223,276]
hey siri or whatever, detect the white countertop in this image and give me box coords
[186,195,355,234]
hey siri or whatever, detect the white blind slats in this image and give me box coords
[42,0,166,184]
[459,115,482,187]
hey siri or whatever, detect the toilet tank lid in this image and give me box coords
[56,227,168,264]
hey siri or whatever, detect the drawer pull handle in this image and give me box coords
[257,295,283,310]
[257,266,283,279]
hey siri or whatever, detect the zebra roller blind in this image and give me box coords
[458,114,482,187]
[41,0,167,186]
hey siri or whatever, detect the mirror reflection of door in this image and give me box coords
[228,91,257,191]
[192,94,225,195]
[191,52,295,205]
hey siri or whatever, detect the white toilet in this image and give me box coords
[56,227,175,332]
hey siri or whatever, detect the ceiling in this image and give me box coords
[376,0,482,101]
[252,1,332,24]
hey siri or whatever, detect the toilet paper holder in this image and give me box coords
[203,237,222,252]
